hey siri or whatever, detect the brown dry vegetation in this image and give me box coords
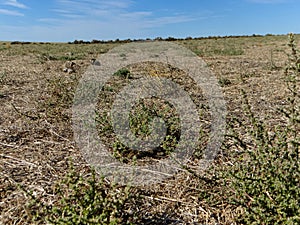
[0,35,298,224]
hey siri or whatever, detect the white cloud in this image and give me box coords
[120,11,153,19]
[37,18,62,23]
[0,0,214,41]
[0,8,23,16]
[3,0,27,9]
[50,0,197,27]
[55,0,132,14]
[142,15,196,28]
[28,13,198,42]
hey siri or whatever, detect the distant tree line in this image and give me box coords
[8,33,283,45]
[10,41,52,45]
[68,34,268,44]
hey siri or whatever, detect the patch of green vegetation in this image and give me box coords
[213,47,244,56]
[23,164,135,225]
[218,77,232,87]
[4,42,116,61]
[96,94,181,163]
[223,33,300,224]
[113,68,132,79]
[0,45,6,51]
[36,52,84,63]
[95,111,114,134]
[181,38,244,56]
[128,98,180,156]
[185,33,300,225]
[42,74,79,121]
[192,48,204,56]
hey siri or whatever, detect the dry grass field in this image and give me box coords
[0,34,299,224]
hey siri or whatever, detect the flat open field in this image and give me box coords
[0,35,299,224]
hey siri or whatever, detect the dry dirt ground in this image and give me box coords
[0,35,296,224]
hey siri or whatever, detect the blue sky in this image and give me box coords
[0,0,299,42]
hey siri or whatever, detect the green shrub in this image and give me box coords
[113,68,132,79]
[24,165,135,225]
[213,47,244,56]
[218,77,232,87]
[226,33,299,224]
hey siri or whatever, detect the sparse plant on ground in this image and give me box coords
[113,68,132,79]
[218,77,232,87]
[97,93,181,164]
[23,163,135,225]
[42,74,79,121]
[96,65,187,164]
[213,46,244,56]
[223,33,299,224]
[0,42,10,51]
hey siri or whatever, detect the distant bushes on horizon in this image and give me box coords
[7,33,285,45]
[68,34,267,44]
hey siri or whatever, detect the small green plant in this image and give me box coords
[213,47,244,56]
[43,75,78,120]
[225,33,300,224]
[113,68,132,79]
[117,98,180,160]
[36,52,57,63]
[24,164,134,225]
[193,48,204,56]
[218,77,232,87]
[0,44,6,51]
[36,52,82,64]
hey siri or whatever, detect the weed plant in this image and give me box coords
[24,164,135,225]
[225,33,299,224]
